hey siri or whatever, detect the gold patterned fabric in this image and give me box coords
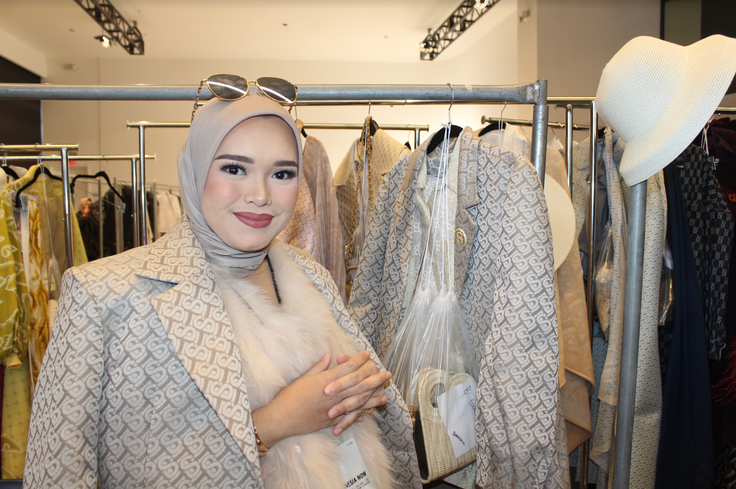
[4,165,88,272]
[2,358,31,480]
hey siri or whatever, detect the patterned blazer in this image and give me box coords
[349,128,570,488]
[24,219,420,489]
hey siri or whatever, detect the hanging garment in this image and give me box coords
[102,186,156,256]
[626,170,667,488]
[678,142,734,360]
[655,149,714,489]
[478,125,595,453]
[590,129,627,487]
[707,118,736,487]
[276,171,317,256]
[349,127,569,489]
[302,135,346,301]
[5,165,87,271]
[156,190,181,236]
[2,358,30,480]
[76,210,100,261]
[0,189,29,365]
[334,128,411,295]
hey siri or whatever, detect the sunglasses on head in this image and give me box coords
[191,74,298,121]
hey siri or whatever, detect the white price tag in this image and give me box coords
[436,377,477,458]
[336,437,377,489]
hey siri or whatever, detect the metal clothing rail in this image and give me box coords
[116,81,547,245]
[2,152,158,262]
[480,115,591,131]
[301,122,430,149]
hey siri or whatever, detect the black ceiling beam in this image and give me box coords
[73,0,144,55]
[419,0,500,61]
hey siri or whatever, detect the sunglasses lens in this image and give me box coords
[257,77,297,104]
[206,74,249,100]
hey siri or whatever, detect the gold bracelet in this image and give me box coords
[253,425,270,456]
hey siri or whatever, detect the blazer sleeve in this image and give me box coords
[346,171,394,347]
[476,162,568,488]
[24,267,103,489]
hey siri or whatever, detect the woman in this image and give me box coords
[76,196,100,261]
[25,94,420,488]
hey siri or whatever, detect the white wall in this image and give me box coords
[42,3,521,189]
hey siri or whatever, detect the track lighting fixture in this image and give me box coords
[94,35,111,48]
[419,0,500,61]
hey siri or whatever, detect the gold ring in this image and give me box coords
[383,380,392,389]
[361,408,375,416]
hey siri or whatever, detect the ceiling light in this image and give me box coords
[474,0,490,11]
[95,35,111,48]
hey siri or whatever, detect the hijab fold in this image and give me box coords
[178,95,302,275]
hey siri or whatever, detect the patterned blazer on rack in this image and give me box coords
[349,127,570,488]
[23,219,421,489]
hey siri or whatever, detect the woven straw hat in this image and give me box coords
[596,35,736,186]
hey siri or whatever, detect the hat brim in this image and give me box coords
[617,36,736,186]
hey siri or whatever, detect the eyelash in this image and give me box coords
[219,163,296,181]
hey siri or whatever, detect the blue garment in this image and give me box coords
[656,153,714,489]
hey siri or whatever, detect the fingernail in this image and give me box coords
[334,427,343,435]
[325,386,335,396]
[357,416,364,422]
[382,396,388,404]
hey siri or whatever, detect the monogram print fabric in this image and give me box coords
[629,171,666,487]
[349,128,569,488]
[591,129,628,486]
[25,219,420,488]
[677,145,734,361]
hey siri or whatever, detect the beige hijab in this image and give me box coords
[177,94,302,274]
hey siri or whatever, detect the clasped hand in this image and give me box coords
[252,350,391,448]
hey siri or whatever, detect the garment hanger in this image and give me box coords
[0,155,19,181]
[15,164,62,208]
[70,171,125,203]
[478,102,508,136]
[426,83,463,154]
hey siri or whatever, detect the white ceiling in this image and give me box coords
[0,0,510,63]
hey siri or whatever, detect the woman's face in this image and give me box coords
[202,115,299,252]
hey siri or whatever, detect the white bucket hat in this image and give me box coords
[595,35,736,187]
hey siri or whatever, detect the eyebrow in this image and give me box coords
[214,154,298,168]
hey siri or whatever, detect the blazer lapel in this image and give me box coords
[136,220,262,477]
[453,128,479,295]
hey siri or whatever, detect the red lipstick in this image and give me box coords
[234,212,273,229]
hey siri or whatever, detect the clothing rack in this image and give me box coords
[480,115,591,131]
[116,179,181,241]
[547,97,598,489]
[0,144,79,268]
[0,152,157,265]
[300,122,430,149]
[125,120,431,243]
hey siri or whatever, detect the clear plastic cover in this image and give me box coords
[383,125,477,476]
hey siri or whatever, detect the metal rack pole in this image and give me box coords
[152,182,159,241]
[98,178,103,260]
[0,83,544,104]
[587,103,598,341]
[130,157,140,248]
[566,105,574,193]
[138,126,147,245]
[612,182,648,489]
[60,147,74,268]
[530,80,549,184]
